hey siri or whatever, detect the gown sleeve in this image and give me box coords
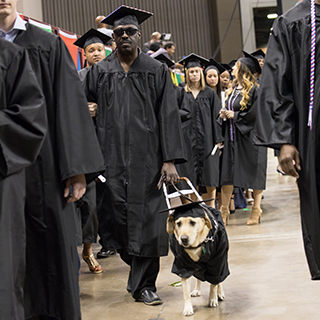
[254,17,296,148]
[83,63,100,104]
[49,37,105,182]
[0,48,46,177]
[211,90,223,143]
[156,64,186,164]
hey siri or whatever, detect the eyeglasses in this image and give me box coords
[113,27,139,37]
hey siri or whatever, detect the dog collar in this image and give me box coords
[184,236,216,251]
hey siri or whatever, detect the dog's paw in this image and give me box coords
[190,289,201,297]
[218,292,225,301]
[208,297,219,308]
[183,301,194,316]
[218,284,225,301]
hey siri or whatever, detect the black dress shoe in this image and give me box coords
[96,248,115,259]
[136,289,163,306]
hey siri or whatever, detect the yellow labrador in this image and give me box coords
[166,203,229,316]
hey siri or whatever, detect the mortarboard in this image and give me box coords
[221,63,233,74]
[159,200,214,220]
[73,28,111,50]
[251,49,265,60]
[101,5,153,28]
[228,59,237,69]
[153,53,175,68]
[239,51,261,75]
[177,53,210,70]
[204,58,226,75]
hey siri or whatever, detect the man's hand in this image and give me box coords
[88,102,97,117]
[64,174,87,203]
[161,161,180,185]
[279,144,301,178]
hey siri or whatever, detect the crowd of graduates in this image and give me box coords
[1,1,320,319]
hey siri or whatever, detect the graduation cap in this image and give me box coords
[220,63,232,74]
[73,28,111,50]
[239,51,261,75]
[159,199,214,220]
[251,49,265,60]
[101,5,153,28]
[153,53,175,68]
[177,53,210,70]
[228,59,237,69]
[204,58,226,75]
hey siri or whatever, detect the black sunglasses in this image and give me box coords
[113,27,139,37]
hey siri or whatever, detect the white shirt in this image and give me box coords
[0,13,26,43]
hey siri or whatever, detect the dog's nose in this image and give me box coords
[180,235,189,245]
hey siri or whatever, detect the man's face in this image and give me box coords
[112,24,141,54]
[0,0,17,17]
[85,43,105,67]
[166,45,175,57]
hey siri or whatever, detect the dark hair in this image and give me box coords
[204,67,222,99]
[106,39,114,47]
[149,42,161,52]
[164,42,175,50]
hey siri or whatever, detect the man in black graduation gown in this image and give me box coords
[84,5,185,305]
[254,0,320,280]
[74,29,113,269]
[1,1,105,319]
[74,28,111,83]
[0,38,47,320]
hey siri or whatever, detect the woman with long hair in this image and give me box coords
[176,54,222,207]
[219,55,267,225]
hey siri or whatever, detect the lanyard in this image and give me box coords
[227,87,241,141]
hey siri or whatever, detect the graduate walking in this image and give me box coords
[0,1,105,318]
[84,5,185,305]
[255,0,320,280]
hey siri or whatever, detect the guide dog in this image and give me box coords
[166,202,229,316]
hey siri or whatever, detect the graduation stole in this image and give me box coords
[308,0,316,129]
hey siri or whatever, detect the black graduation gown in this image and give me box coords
[14,24,105,319]
[0,39,46,320]
[176,87,222,188]
[85,50,185,257]
[254,0,320,280]
[76,67,99,245]
[220,86,267,190]
[170,206,229,284]
[173,86,194,188]
[78,66,89,83]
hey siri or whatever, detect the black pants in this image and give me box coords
[117,249,160,299]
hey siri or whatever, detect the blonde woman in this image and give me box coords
[219,54,267,225]
[177,54,222,207]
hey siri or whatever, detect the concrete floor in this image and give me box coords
[79,149,320,320]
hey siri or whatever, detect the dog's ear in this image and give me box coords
[166,215,175,234]
[204,216,212,229]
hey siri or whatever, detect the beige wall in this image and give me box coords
[215,0,242,62]
[282,0,299,13]
[17,0,43,20]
